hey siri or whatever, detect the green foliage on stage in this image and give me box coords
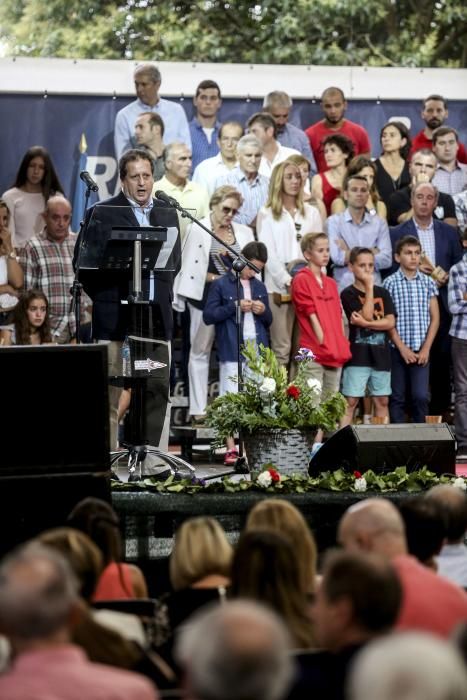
[112,466,467,495]
[1,0,466,67]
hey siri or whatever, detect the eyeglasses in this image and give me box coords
[222,206,239,216]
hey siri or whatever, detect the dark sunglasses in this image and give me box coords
[222,205,239,216]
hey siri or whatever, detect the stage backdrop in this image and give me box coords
[1,94,466,224]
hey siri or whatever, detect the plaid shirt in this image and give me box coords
[215,166,269,226]
[383,268,438,351]
[20,231,78,337]
[432,162,467,197]
[448,252,467,340]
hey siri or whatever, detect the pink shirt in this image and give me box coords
[0,644,158,700]
[394,554,467,638]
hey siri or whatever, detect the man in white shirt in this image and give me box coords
[247,112,300,179]
[114,63,191,160]
[192,121,243,196]
[154,142,209,242]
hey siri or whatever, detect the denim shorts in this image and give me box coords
[341,365,391,397]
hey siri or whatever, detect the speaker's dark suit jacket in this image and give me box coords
[74,191,181,340]
[388,218,462,310]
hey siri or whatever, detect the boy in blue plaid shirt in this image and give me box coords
[383,235,440,423]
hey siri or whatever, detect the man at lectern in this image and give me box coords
[74,148,181,451]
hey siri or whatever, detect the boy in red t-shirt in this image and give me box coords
[292,232,351,400]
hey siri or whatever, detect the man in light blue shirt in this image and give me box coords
[326,174,392,291]
[114,63,191,160]
[263,91,317,176]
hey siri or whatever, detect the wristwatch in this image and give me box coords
[7,252,19,261]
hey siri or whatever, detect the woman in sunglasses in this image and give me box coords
[174,185,254,427]
[257,159,322,369]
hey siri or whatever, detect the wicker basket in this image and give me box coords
[243,428,316,478]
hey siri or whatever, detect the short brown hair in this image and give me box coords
[118,149,153,180]
[247,112,277,139]
[432,126,459,144]
[395,235,421,255]
[137,111,165,137]
[300,232,327,255]
[349,247,374,264]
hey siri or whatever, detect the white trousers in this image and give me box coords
[188,303,215,416]
[219,361,240,396]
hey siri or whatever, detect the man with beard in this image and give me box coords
[410,94,467,163]
[305,86,371,173]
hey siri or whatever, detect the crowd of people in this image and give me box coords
[2,491,467,699]
[1,62,467,461]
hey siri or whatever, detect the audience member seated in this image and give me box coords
[192,121,243,196]
[338,498,467,637]
[0,199,23,324]
[248,112,300,179]
[175,601,294,700]
[20,195,82,343]
[287,549,401,700]
[134,112,165,181]
[245,498,317,597]
[327,173,391,292]
[0,542,157,700]
[305,86,371,173]
[348,632,467,700]
[454,190,467,233]
[426,485,467,587]
[215,134,269,229]
[174,186,253,424]
[154,516,232,653]
[114,62,191,160]
[67,497,148,601]
[388,148,457,226]
[332,156,387,219]
[154,141,209,242]
[2,145,63,249]
[399,496,446,570]
[262,91,317,173]
[388,183,462,418]
[374,121,412,208]
[286,153,327,221]
[230,529,315,649]
[410,93,467,164]
[311,134,354,216]
[0,289,52,346]
[432,126,467,196]
[189,80,223,171]
[257,159,322,367]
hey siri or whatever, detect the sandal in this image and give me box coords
[224,449,239,466]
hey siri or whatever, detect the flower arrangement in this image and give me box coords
[113,466,467,495]
[206,342,346,446]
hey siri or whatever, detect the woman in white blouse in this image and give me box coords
[257,159,323,367]
[174,185,254,422]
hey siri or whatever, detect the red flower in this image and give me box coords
[354,470,362,479]
[268,468,281,482]
[287,385,301,400]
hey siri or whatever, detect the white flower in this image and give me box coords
[354,477,367,492]
[453,477,467,491]
[257,471,272,488]
[307,377,322,393]
[260,377,276,394]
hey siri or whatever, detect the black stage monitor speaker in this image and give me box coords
[1,344,110,477]
[309,423,456,476]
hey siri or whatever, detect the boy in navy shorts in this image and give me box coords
[340,247,396,426]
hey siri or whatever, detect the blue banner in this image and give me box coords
[1,93,466,218]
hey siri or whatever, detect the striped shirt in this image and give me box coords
[448,252,467,340]
[414,218,436,266]
[215,166,269,227]
[383,268,438,350]
[20,232,78,337]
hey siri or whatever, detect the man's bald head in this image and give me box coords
[338,499,407,557]
[426,485,467,542]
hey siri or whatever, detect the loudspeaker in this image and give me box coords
[309,423,456,475]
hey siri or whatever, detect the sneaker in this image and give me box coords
[224,449,239,466]
[191,415,207,428]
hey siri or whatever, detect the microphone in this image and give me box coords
[79,171,99,192]
[154,190,179,208]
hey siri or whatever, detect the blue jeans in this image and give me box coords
[389,347,429,423]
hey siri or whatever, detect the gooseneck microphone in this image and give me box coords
[79,170,99,192]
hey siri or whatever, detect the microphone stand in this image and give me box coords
[70,183,94,344]
[157,193,259,473]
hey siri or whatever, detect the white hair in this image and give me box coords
[348,632,467,700]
